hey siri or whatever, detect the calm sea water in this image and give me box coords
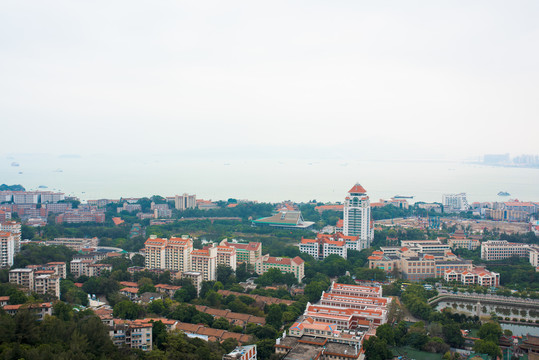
[2,154,539,204]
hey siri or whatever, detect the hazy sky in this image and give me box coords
[1,1,538,160]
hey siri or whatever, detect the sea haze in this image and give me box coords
[2,153,538,204]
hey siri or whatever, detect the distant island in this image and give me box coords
[497,191,510,196]
[0,184,25,191]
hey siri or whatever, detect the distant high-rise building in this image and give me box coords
[174,194,196,211]
[442,193,469,212]
[343,184,373,249]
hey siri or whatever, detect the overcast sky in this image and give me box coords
[1,1,538,160]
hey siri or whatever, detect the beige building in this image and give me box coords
[47,237,99,251]
[191,245,217,281]
[255,255,304,282]
[174,194,196,211]
[34,271,60,298]
[143,235,193,272]
[9,268,34,290]
[447,237,480,250]
[216,244,237,271]
[182,271,203,296]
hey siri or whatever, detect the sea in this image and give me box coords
[2,154,539,204]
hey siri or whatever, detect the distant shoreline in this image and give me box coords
[466,162,539,170]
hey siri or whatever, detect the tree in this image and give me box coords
[217,264,235,285]
[266,304,283,330]
[375,324,395,345]
[442,322,464,347]
[113,300,143,320]
[152,320,168,350]
[212,317,230,330]
[478,322,502,344]
[474,339,502,359]
[363,336,392,360]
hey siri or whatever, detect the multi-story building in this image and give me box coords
[1,302,53,320]
[174,194,197,211]
[87,263,113,277]
[329,282,383,298]
[216,244,237,271]
[255,255,304,282]
[480,240,530,261]
[530,246,539,268]
[43,203,72,213]
[299,236,346,260]
[182,271,203,296]
[27,262,67,279]
[0,221,21,253]
[343,184,373,249]
[117,203,142,213]
[33,271,61,298]
[9,268,34,290]
[191,245,218,281]
[143,236,193,272]
[219,240,261,265]
[108,319,153,351]
[0,210,11,223]
[40,192,65,204]
[0,232,15,268]
[448,237,480,250]
[47,237,99,251]
[12,192,40,204]
[369,243,473,282]
[442,193,470,212]
[299,233,363,260]
[56,210,105,224]
[443,267,500,287]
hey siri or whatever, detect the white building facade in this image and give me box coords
[343,184,373,249]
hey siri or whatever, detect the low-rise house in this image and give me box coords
[154,284,181,297]
[1,302,53,320]
[120,287,139,300]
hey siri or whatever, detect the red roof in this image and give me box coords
[348,184,367,194]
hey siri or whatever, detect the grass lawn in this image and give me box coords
[392,346,443,360]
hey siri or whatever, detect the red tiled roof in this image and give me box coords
[348,184,367,194]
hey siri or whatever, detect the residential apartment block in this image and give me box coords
[174,193,196,211]
[143,236,193,272]
[191,246,218,281]
[219,240,261,265]
[216,244,237,271]
[109,319,153,351]
[0,231,15,268]
[254,255,304,282]
[9,266,61,298]
[0,221,21,253]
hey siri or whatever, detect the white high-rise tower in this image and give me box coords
[343,183,373,249]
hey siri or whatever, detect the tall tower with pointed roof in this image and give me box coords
[343,183,373,249]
